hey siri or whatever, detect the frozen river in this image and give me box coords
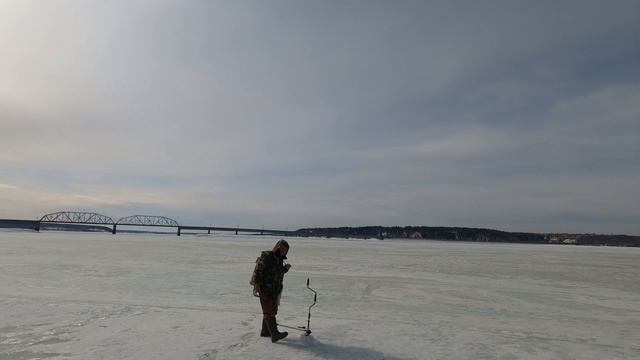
[1,231,639,359]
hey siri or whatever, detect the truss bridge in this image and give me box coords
[40,211,115,225]
[35,211,291,236]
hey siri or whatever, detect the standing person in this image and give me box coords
[250,239,291,342]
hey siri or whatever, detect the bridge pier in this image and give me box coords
[34,221,40,232]
[112,224,117,234]
[177,227,181,236]
[208,228,211,234]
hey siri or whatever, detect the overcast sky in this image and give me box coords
[1,1,639,234]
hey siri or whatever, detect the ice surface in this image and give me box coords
[1,231,639,359]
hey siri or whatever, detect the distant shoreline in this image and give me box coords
[2,218,638,247]
[292,226,640,247]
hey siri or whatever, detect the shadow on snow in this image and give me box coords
[278,334,406,360]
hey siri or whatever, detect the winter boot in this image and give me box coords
[260,319,270,337]
[265,318,288,343]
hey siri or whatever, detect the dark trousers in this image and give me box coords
[260,294,278,320]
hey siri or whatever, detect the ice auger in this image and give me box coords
[279,278,317,336]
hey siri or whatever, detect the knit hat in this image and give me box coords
[273,239,289,259]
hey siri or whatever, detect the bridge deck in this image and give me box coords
[1,218,292,236]
[179,226,292,235]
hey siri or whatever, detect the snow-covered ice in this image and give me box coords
[1,231,639,359]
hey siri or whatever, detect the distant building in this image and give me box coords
[548,236,560,243]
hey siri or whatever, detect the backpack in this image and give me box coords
[249,255,262,287]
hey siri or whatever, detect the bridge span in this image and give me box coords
[177,225,291,236]
[33,211,291,236]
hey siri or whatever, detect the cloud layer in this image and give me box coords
[1,1,639,233]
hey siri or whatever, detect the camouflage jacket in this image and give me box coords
[251,250,288,297]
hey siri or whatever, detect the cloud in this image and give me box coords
[0,1,639,233]
[0,183,21,190]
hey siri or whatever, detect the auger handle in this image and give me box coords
[306,278,317,334]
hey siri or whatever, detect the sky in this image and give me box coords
[1,1,639,234]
